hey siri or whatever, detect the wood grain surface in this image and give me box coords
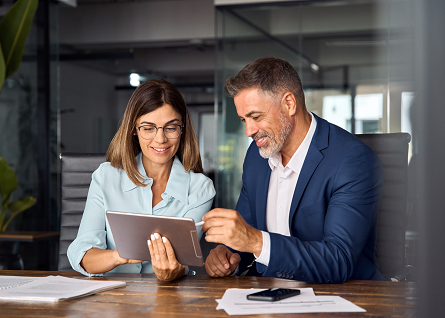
[0,270,416,317]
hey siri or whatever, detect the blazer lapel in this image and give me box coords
[288,114,329,226]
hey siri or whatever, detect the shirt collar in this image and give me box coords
[268,152,282,170]
[123,153,189,204]
[268,112,317,173]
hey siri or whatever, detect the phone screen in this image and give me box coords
[246,288,300,301]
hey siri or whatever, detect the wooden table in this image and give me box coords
[0,270,416,317]
[0,232,60,243]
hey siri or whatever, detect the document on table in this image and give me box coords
[0,276,43,289]
[216,288,366,315]
[0,275,126,302]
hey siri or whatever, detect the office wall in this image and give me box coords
[60,62,118,153]
[59,0,214,46]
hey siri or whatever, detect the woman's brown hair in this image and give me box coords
[106,79,203,187]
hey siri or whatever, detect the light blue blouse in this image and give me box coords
[67,153,216,276]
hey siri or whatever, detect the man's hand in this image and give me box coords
[205,245,240,277]
[147,233,186,281]
[201,208,263,256]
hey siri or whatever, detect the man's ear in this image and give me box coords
[281,92,297,116]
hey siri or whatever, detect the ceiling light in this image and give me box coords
[310,63,320,72]
[130,73,140,87]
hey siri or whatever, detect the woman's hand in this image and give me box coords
[81,248,143,274]
[148,233,186,281]
[116,251,144,265]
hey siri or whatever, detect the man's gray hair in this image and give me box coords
[224,57,306,110]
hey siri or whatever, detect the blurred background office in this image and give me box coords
[0,0,444,316]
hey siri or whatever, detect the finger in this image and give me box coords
[205,261,227,277]
[229,253,241,272]
[204,233,227,245]
[150,233,162,262]
[216,247,231,270]
[161,236,179,266]
[206,246,231,275]
[230,253,241,266]
[147,239,155,261]
[153,233,168,262]
[203,209,237,222]
[205,261,217,277]
[201,217,234,233]
[206,256,229,277]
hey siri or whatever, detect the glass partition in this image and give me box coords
[0,0,60,270]
[215,0,414,208]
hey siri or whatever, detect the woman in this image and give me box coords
[67,79,215,281]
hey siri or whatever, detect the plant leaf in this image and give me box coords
[3,196,36,232]
[0,0,38,79]
[7,196,36,215]
[0,156,17,198]
[0,42,5,91]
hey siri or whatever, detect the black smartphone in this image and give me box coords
[246,288,300,301]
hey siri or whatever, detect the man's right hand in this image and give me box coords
[205,245,240,277]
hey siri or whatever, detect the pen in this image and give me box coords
[195,221,204,227]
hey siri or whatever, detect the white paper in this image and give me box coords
[216,288,316,310]
[0,276,42,289]
[0,275,126,302]
[216,288,366,315]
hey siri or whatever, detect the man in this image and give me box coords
[201,57,385,283]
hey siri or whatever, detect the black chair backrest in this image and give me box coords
[58,153,105,271]
[355,133,411,280]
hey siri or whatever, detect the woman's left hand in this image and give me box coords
[148,233,186,281]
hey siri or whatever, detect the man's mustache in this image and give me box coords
[251,131,272,141]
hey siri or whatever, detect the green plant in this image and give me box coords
[0,0,38,91]
[0,0,39,233]
[0,156,36,233]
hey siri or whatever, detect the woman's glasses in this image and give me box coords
[136,124,184,140]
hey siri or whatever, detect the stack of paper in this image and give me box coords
[0,275,126,302]
[216,288,366,315]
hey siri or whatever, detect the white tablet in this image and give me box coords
[106,211,204,267]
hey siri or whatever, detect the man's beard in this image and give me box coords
[252,112,292,159]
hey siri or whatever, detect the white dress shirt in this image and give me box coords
[255,112,317,266]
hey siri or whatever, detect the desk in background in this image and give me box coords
[0,232,59,270]
[0,270,416,317]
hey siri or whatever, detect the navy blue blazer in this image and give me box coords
[235,114,385,283]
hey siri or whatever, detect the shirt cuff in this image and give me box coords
[254,231,270,266]
[68,244,104,277]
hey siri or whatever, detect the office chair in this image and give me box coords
[58,153,105,271]
[355,133,414,281]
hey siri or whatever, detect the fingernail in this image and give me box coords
[162,237,167,243]
[147,240,151,245]
[154,233,160,239]
[224,264,229,269]
[151,234,155,240]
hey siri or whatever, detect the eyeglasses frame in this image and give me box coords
[135,124,184,140]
